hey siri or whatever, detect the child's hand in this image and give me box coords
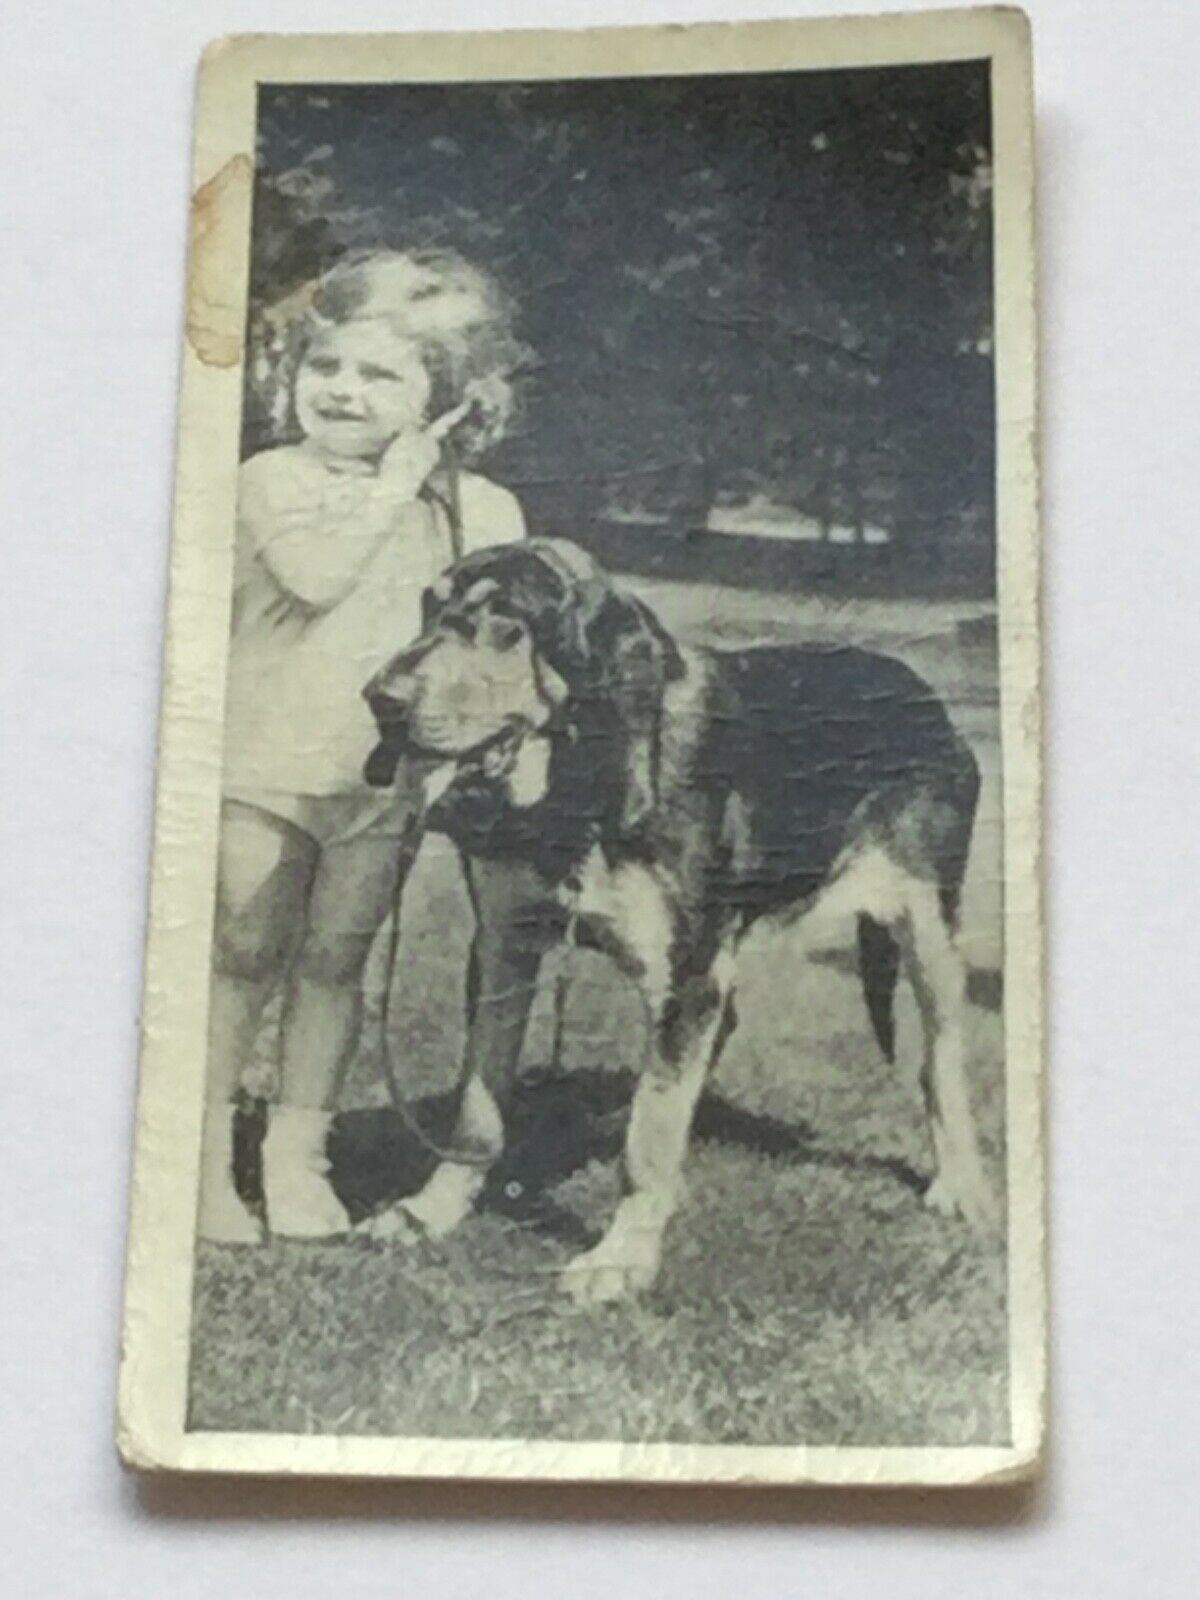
[378,400,474,498]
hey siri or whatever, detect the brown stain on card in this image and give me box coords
[188,154,252,367]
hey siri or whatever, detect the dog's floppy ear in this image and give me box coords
[520,540,685,833]
[520,539,611,689]
[586,590,685,835]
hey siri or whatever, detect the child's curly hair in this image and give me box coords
[247,248,529,462]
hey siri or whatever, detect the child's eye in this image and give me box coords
[306,356,338,376]
[361,363,402,382]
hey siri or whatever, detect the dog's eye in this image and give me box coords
[442,612,475,641]
[491,617,526,652]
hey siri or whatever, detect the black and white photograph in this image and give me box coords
[19,0,1200,1586]
[117,11,1043,1485]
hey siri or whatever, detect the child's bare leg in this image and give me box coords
[202,805,315,1242]
[265,825,413,1237]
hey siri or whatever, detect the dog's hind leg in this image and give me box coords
[900,880,998,1233]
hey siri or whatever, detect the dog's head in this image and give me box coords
[364,539,684,832]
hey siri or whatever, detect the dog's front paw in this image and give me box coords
[357,1202,427,1246]
[560,1235,661,1308]
[404,1162,483,1240]
[924,1168,1001,1235]
[360,1162,483,1248]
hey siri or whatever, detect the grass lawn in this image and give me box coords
[188,588,1009,1448]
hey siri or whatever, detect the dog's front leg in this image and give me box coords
[562,916,738,1308]
[371,857,559,1244]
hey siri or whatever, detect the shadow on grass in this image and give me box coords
[234,1067,929,1251]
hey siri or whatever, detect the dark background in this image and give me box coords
[247,64,994,597]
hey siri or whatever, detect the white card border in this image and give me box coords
[117,7,1044,1487]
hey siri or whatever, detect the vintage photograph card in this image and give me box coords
[118,9,1043,1486]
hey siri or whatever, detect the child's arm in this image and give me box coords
[239,464,409,612]
[240,409,473,611]
[238,432,452,611]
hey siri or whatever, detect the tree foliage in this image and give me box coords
[246,66,994,593]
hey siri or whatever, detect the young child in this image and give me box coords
[200,250,528,1243]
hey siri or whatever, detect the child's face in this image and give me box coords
[294,320,433,460]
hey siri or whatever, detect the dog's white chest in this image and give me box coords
[560,846,674,1002]
[489,733,551,808]
[563,844,658,919]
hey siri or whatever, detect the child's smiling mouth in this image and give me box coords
[315,405,368,422]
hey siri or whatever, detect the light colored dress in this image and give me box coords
[222,443,524,842]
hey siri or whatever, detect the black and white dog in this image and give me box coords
[363,539,996,1304]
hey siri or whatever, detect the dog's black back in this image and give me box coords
[425,637,977,928]
[702,645,977,920]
